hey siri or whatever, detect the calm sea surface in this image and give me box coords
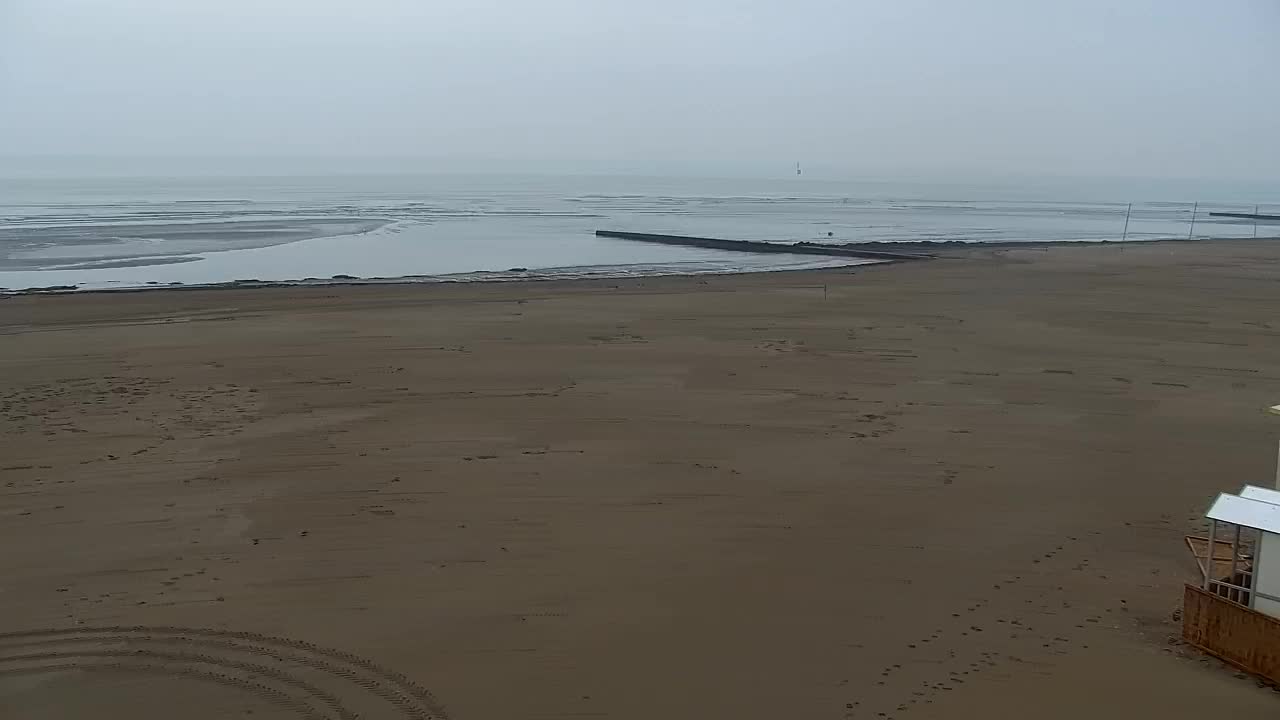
[1,174,1277,291]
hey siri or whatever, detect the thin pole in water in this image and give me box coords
[1255,204,1260,239]
[1121,202,1132,242]
[1188,201,1198,240]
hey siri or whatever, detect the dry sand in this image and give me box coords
[2,240,1280,719]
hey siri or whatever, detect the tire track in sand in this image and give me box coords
[0,625,450,720]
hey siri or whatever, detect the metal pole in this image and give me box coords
[1271,404,1280,489]
[1251,531,1264,609]
[1121,202,1131,242]
[1205,519,1217,590]
[1188,201,1198,240]
[1230,524,1242,603]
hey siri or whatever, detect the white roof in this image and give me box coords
[1240,485,1280,506]
[1207,492,1280,534]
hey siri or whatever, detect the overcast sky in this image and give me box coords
[0,0,1276,180]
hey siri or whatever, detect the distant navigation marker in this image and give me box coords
[796,162,802,176]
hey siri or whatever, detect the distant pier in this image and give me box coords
[593,231,932,262]
[1209,212,1280,221]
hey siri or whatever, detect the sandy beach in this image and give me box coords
[3,239,1280,719]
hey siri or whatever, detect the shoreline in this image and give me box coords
[0,258,871,296]
[3,234,1277,297]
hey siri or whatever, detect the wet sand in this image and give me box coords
[2,240,1279,718]
[0,218,392,272]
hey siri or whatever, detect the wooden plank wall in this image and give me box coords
[1183,584,1280,684]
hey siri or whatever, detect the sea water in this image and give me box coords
[1,173,1276,291]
